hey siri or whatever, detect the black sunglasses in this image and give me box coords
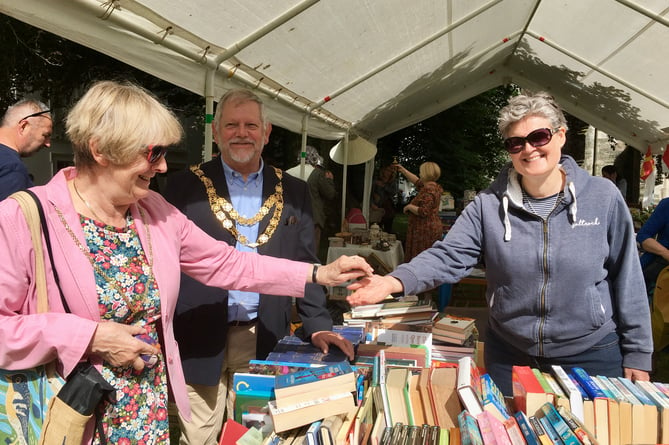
[21,109,52,121]
[145,145,169,163]
[503,127,559,154]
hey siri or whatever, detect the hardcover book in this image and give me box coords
[433,314,476,334]
[417,367,437,426]
[384,367,412,426]
[407,371,426,426]
[457,356,484,417]
[430,365,461,429]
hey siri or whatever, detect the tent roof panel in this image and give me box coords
[1,0,667,151]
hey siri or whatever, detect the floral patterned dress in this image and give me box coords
[404,180,444,262]
[80,214,170,444]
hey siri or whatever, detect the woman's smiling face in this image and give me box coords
[506,115,565,180]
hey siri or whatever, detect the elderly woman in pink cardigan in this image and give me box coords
[0,80,371,444]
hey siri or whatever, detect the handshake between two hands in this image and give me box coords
[326,254,403,307]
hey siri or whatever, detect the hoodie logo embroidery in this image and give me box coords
[573,217,600,227]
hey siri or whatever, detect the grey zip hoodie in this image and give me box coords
[392,155,652,371]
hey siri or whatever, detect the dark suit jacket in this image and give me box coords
[164,158,332,386]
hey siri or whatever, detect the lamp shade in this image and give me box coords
[329,136,377,165]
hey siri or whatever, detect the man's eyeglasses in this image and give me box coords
[145,144,169,163]
[503,127,560,154]
[21,109,52,121]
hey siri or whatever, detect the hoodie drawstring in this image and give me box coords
[568,181,577,226]
[502,195,512,241]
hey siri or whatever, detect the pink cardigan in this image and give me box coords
[0,167,309,423]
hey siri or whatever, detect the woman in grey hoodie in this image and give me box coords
[348,91,652,395]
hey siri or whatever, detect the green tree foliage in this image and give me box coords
[377,85,517,197]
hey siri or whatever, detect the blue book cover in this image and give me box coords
[539,402,581,445]
[514,411,540,445]
[232,373,276,425]
[333,325,365,345]
[233,372,276,395]
[538,415,563,445]
[275,361,354,389]
[305,420,322,445]
[616,376,655,406]
[267,336,349,364]
[480,373,510,420]
[570,367,606,399]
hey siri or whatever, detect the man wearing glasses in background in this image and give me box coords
[0,99,52,200]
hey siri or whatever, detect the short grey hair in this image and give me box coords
[498,91,568,137]
[213,89,269,131]
[1,99,50,127]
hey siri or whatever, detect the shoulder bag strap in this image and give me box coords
[10,190,50,314]
[10,190,71,313]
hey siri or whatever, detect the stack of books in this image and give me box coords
[431,313,477,346]
[343,296,438,327]
[430,313,479,364]
[267,362,358,432]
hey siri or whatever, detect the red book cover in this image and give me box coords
[218,418,249,445]
[511,365,551,415]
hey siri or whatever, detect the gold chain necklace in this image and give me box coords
[189,164,284,248]
[72,179,104,223]
[54,203,155,317]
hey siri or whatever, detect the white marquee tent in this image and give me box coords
[2,0,668,216]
